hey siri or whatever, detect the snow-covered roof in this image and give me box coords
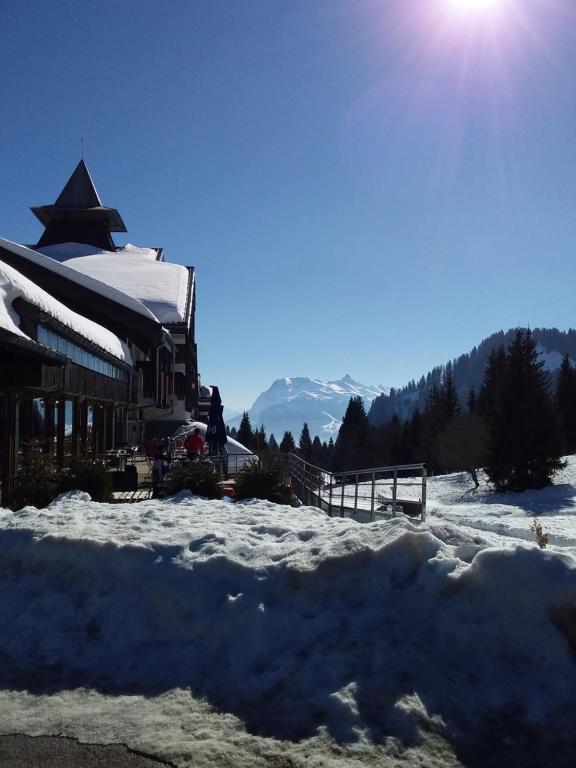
[38,242,192,325]
[0,259,132,364]
[0,238,158,323]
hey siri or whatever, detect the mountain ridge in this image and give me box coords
[368,327,576,427]
[227,375,387,440]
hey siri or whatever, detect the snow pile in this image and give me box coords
[39,242,191,324]
[0,490,575,752]
[0,259,132,363]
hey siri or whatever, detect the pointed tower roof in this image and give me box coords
[54,159,103,208]
[31,160,127,250]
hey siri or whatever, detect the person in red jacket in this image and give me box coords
[184,428,204,459]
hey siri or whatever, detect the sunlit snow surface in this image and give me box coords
[1,462,576,766]
[39,242,191,324]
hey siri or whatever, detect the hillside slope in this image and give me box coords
[369,327,576,426]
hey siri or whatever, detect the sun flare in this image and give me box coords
[449,0,502,11]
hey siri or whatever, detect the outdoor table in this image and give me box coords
[106,449,127,472]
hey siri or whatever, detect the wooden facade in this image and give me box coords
[1,157,201,497]
[0,315,134,505]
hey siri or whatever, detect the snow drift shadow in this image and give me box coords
[1,519,576,762]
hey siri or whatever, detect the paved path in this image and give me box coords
[0,734,174,767]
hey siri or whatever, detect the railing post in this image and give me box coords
[392,470,397,516]
[328,474,333,517]
[370,472,375,522]
[354,474,359,519]
[340,476,345,517]
[421,466,427,522]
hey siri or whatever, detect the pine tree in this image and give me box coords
[311,435,323,466]
[478,346,507,419]
[388,415,403,465]
[268,434,279,452]
[254,424,268,453]
[556,355,576,454]
[406,408,422,464]
[331,397,372,471]
[418,385,445,472]
[438,412,487,488]
[485,330,564,491]
[279,431,296,453]
[326,437,335,466]
[237,412,255,451]
[442,363,460,421]
[299,422,314,462]
[479,346,509,486]
[467,388,477,412]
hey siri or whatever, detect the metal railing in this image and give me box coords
[116,448,258,480]
[282,454,427,523]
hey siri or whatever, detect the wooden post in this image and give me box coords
[94,405,103,455]
[392,470,398,516]
[20,399,33,452]
[421,466,427,521]
[340,477,345,518]
[72,398,84,457]
[354,474,359,519]
[1,393,16,506]
[370,472,376,522]
[105,406,113,451]
[328,474,333,517]
[110,406,116,450]
[44,399,55,454]
[56,400,65,466]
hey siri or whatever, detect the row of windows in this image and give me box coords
[37,325,129,382]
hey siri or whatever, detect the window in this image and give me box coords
[37,325,129,381]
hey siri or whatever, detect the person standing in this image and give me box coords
[184,428,204,460]
[206,387,229,479]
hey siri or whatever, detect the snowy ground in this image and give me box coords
[426,461,576,552]
[1,462,576,766]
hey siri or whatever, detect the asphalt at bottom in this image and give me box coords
[0,734,175,767]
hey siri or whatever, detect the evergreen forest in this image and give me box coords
[227,329,576,492]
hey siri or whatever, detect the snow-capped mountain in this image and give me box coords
[228,375,388,440]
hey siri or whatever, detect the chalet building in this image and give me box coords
[0,259,135,504]
[0,160,202,449]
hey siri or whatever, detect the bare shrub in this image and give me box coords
[530,519,549,549]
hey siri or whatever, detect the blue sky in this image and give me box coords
[1,0,576,410]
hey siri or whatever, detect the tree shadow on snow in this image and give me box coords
[456,482,576,516]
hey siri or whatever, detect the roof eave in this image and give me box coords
[0,327,66,363]
[31,205,127,232]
